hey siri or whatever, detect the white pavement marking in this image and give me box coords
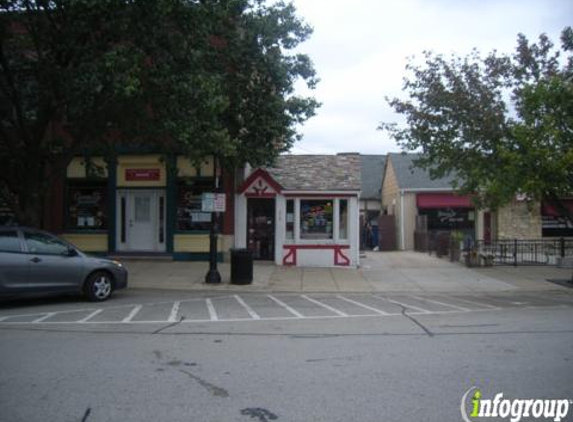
[381,297,432,314]
[336,295,390,315]
[122,305,143,323]
[32,313,56,323]
[233,295,261,320]
[411,296,471,312]
[450,296,500,310]
[301,295,348,317]
[205,299,219,321]
[78,309,104,323]
[168,302,181,323]
[267,295,304,318]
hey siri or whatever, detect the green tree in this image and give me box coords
[380,27,573,222]
[0,0,319,227]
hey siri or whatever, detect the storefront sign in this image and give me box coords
[125,168,160,181]
[201,193,226,212]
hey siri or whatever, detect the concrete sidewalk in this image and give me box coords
[123,251,573,294]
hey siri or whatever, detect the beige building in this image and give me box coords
[380,153,572,250]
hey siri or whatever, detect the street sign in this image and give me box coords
[201,193,226,212]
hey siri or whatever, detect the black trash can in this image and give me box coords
[231,248,253,285]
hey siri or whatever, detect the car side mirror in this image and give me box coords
[64,247,78,257]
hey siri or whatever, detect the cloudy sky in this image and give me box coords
[288,0,572,155]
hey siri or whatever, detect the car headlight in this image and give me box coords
[111,260,123,268]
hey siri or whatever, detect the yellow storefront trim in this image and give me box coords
[62,234,108,252]
[67,157,108,178]
[174,234,223,253]
[117,154,166,187]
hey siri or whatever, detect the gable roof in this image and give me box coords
[388,153,456,190]
[360,155,386,200]
[264,154,361,192]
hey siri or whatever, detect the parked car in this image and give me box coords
[0,226,127,301]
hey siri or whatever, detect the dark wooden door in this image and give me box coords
[247,198,275,260]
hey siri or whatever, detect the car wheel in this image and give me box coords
[84,271,113,302]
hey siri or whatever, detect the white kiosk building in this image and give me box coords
[234,154,361,268]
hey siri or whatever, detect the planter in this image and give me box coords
[481,254,494,267]
[464,253,480,267]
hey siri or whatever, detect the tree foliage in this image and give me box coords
[0,0,319,226]
[381,27,573,220]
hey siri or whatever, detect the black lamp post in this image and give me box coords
[205,209,221,284]
[205,163,222,284]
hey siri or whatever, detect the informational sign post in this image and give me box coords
[201,193,226,213]
[203,191,225,285]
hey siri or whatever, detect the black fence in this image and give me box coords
[474,238,573,266]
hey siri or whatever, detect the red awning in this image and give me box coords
[541,199,573,216]
[417,193,473,209]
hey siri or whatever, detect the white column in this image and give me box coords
[234,194,247,248]
[274,195,285,265]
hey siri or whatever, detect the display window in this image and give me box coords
[66,181,108,230]
[300,200,334,240]
[176,178,215,231]
[418,207,474,231]
[285,199,294,239]
[542,201,573,237]
[0,196,17,226]
[339,199,348,240]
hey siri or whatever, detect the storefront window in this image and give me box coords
[0,196,17,226]
[300,200,333,240]
[418,208,474,231]
[339,199,348,240]
[177,179,214,231]
[542,201,573,237]
[285,199,294,239]
[66,182,107,230]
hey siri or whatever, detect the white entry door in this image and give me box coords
[117,190,166,252]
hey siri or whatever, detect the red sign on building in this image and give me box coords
[125,168,160,181]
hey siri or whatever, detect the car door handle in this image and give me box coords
[30,257,42,264]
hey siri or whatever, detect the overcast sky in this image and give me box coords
[287,0,572,155]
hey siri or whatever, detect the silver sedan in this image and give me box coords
[0,226,127,301]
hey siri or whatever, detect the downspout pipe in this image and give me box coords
[400,189,405,251]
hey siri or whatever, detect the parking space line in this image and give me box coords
[78,309,104,323]
[122,305,142,323]
[451,296,500,310]
[411,296,471,312]
[380,297,432,314]
[336,295,390,315]
[233,295,261,320]
[301,295,348,317]
[205,299,218,321]
[267,295,304,318]
[168,302,181,323]
[32,313,56,323]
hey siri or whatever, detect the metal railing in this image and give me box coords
[474,238,573,266]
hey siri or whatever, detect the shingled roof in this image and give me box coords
[388,153,457,190]
[265,153,361,192]
[360,155,386,200]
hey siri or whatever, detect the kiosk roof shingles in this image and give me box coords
[266,154,361,192]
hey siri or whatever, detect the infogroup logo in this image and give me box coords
[461,387,572,422]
